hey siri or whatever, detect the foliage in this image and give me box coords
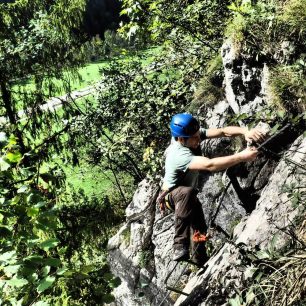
[0,133,61,305]
[119,0,232,89]
[224,0,306,111]
[0,134,121,305]
[0,1,123,304]
[71,56,194,184]
[269,63,306,114]
[120,0,231,49]
[138,249,153,269]
[0,0,87,157]
[190,55,224,112]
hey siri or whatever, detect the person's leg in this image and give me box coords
[171,186,197,260]
[191,198,209,265]
[191,197,207,234]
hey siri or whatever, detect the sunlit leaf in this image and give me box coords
[37,276,56,293]
[0,132,8,149]
[3,265,20,277]
[0,157,11,171]
[17,186,28,193]
[27,207,40,217]
[6,278,28,288]
[32,301,49,306]
[39,238,60,251]
[6,151,22,163]
[41,266,51,277]
[56,267,68,275]
[0,251,17,263]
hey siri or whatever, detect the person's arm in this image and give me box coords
[206,126,266,143]
[188,147,258,172]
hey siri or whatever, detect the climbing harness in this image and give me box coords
[165,193,175,212]
[157,187,176,215]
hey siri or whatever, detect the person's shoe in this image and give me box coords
[192,230,208,242]
[173,245,189,262]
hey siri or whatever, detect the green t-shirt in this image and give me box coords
[162,128,206,189]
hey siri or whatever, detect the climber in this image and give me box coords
[158,113,266,265]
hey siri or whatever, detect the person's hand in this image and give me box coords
[239,147,258,162]
[244,128,266,144]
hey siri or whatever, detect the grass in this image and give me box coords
[64,162,113,197]
[11,46,161,112]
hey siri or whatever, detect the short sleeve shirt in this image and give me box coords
[162,128,206,189]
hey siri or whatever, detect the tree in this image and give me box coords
[0,1,122,304]
[0,0,87,157]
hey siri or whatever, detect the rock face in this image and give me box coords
[175,135,306,306]
[222,39,269,116]
[107,40,305,306]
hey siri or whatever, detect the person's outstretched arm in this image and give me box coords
[189,147,258,172]
[206,126,265,143]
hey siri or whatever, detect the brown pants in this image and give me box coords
[170,186,207,248]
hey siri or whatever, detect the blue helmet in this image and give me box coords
[170,113,200,137]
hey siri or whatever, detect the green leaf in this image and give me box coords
[27,207,40,217]
[3,265,20,277]
[0,157,11,171]
[32,302,49,306]
[0,132,8,149]
[41,266,51,277]
[270,123,280,135]
[34,201,47,208]
[103,272,113,281]
[6,278,28,288]
[6,151,22,163]
[109,276,121,288]
[102,294,115,304]
[0,225,12,237]
[0,250,16,263]
[228,295,243,306]
[17,186,28,193]
[44,257,61,267]
[19,265,36,277]
[56,267,68,275]
[256,250,270,260]
[24,255,44,267]
[80,264,95,274]
[27,193,43,205]
[39,238,59,251]
[37,276,56,293]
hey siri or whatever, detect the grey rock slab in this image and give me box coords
[234,134,306,249]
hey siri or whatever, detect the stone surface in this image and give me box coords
[222,39,268,116]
